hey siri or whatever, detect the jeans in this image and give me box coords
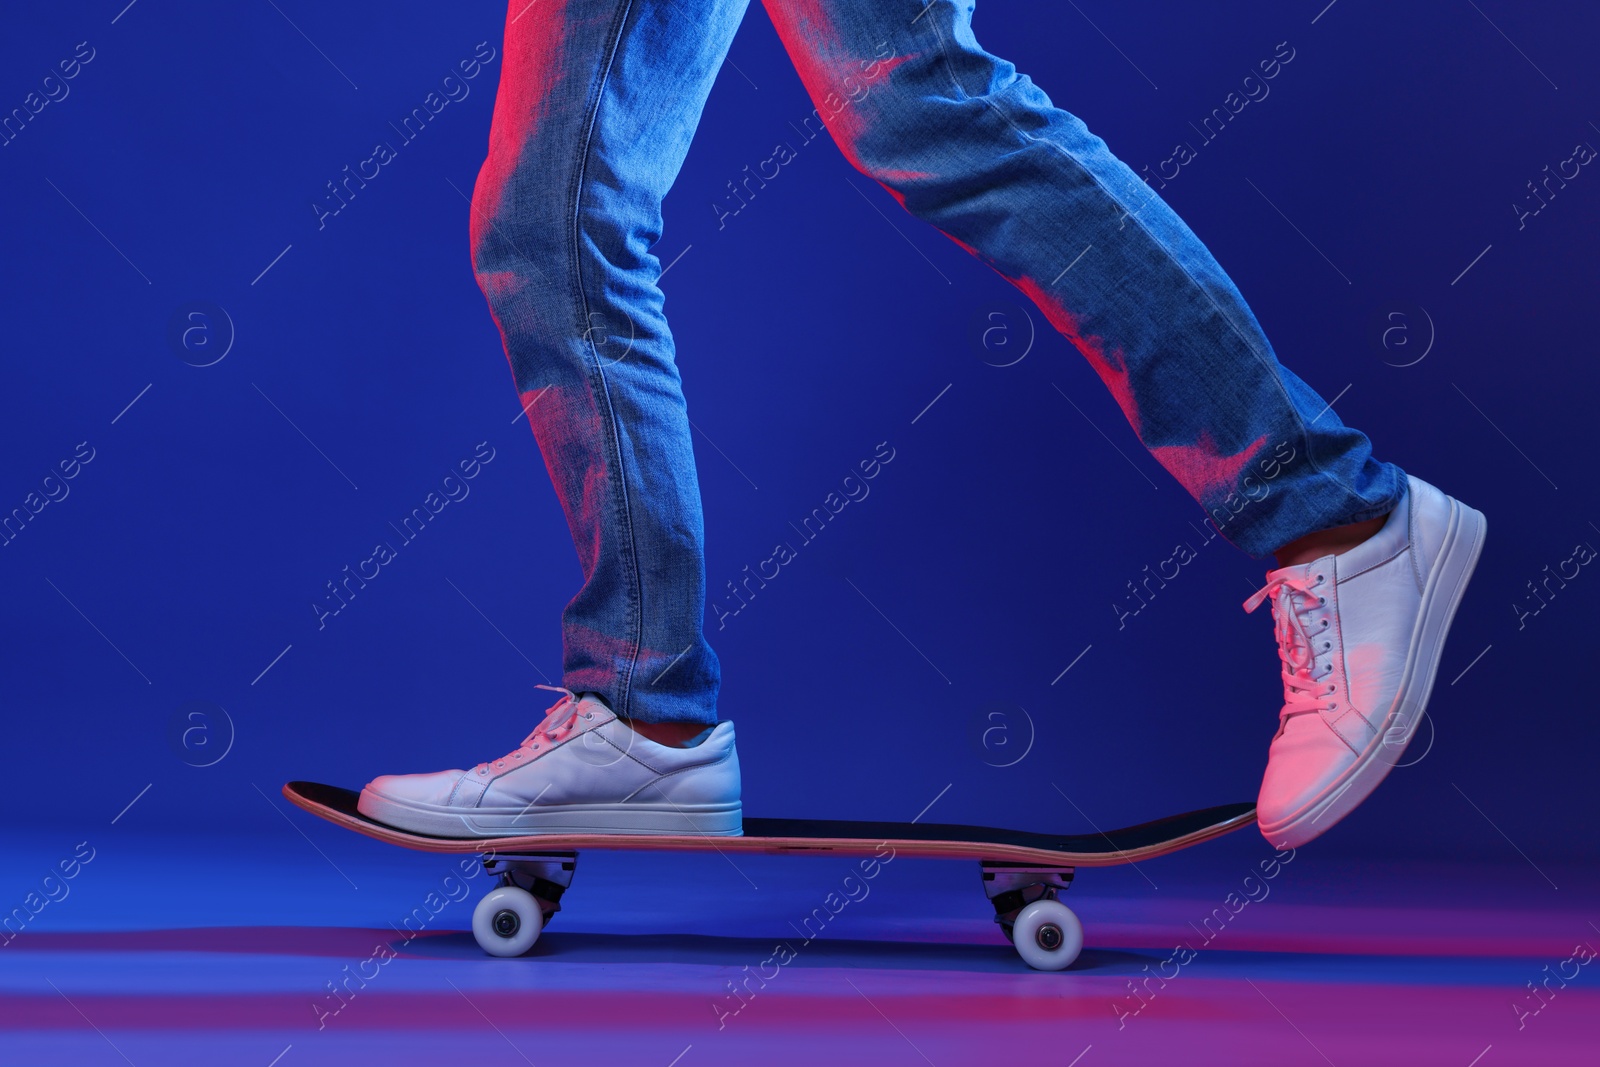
[470,0,1406,724]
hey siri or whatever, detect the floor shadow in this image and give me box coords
[10,925,1162,975]
[406,928,1160,974]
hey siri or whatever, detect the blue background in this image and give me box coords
[2,0,1595,865]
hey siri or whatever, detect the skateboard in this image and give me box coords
[283,781,1255,970]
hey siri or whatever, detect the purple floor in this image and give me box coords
[3,823,1595,1066]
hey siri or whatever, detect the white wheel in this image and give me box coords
[472,886,543,957]
[1011,898,1083,971]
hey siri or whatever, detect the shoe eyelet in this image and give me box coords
[584,712,593,720]
[1318,596,1326,605]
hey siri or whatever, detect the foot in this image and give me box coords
[1243,474,1486,848]
[357,685,742,838]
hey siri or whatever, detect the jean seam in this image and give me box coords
[571,0,645,719]
[918,2,972,103]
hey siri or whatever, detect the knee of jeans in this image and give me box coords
[469,193,564,290]
[469,197,641,314]
[835,91,951,191]
[837,63,1047,196]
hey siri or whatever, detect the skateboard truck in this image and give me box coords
[980,861,1084,969]
[482,851,577,923]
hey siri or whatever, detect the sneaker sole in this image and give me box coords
[358,788,744,838]
[1260,491,1487,847]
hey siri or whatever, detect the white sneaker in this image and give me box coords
[357,686,742,837]
[1243,474,1486,848]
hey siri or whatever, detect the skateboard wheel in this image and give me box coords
[471,886,543,957]
[1010,899,1082,971]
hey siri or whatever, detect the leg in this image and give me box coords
[472,0,751,725]
[765,0,1485,850]
[359,0,751,838]
[761,0,1403,557]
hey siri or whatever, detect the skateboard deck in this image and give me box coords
[283,781,1254,866]
[283,782,1255,970]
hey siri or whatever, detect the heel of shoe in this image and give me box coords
[1397,495,1486,724]
[1431,498,1487,617]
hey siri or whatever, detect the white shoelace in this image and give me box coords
[477,684,587,774]
[1244,572,1337,718]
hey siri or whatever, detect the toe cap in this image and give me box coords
[360,769,469,810]
[1257,725,1358,834]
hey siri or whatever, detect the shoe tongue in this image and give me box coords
[540,698,577,731]
[518,694,576,745]
[1265,557,1320,582]
[1244,559,1315,613]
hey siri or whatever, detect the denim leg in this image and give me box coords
[764,0,1405,558]
[472,0,751,723]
